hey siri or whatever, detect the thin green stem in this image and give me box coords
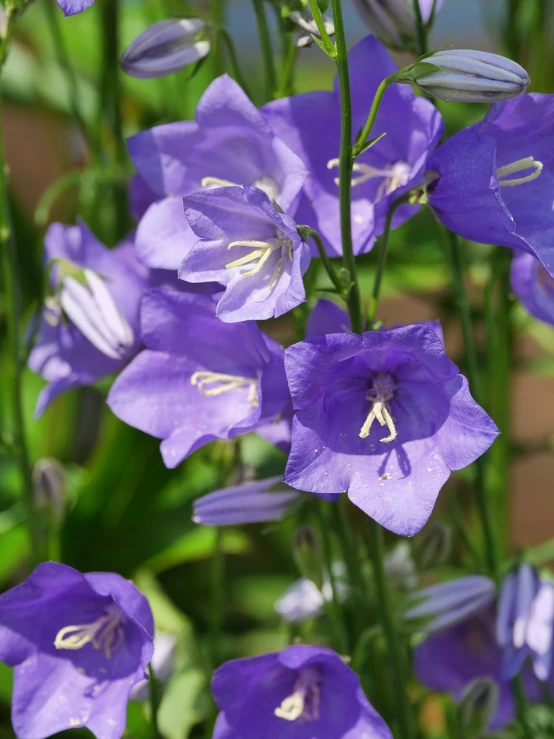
[301,226,344,297]
[0,80,43,566]
[335,498,368,634]
[148,665,162,739]
[209,526,224,668]
[446,489,484,570]
[211,0,226,76]
[412,0,428,56]
[251,0,277,102]
[277,40,297,98]
[318,501,350,654]
[216,28,252,98]
[307,0,336,54]
[367,192,413,326]
[331,0,362,334]
[513,676,533,739]
[367,519,416,739]
[352,75,396,158]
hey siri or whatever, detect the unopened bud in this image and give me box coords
[413,521,452,571]
[33,459,66,522]
[412,49,529,103]
[288,9,335,48]
[457,678,499,738]
[292,525,323,590]
[121,19,211,80]
[353,0,443,52]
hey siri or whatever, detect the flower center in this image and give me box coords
[54,604,125,659]
[200,176,280,203]
[327,158,411,200]
[191,371,259,408]
[497,156,543,187]
[359,372,397,443]
[225,235,293,290]
[274,667,321,723]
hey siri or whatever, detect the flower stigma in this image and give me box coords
[327,158,411,200]
[191,371,259,408]
[497,156,543,187]
[274,667,321,723]
[200,176,280,202]
[54,604,125,659]
[359,373,397,443]
[225,235,293,290]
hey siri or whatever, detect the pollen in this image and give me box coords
[54,604,125,659]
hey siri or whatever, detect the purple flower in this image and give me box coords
[283,323,499,536]
[28,222,147,417]
[131,633,177,701]
[128,75,307,270]
[263,36,443,256]
[511,252,554,326]
[57,0,94,16]
[405,576,496,633]
[274,563,348,624]
[0,562,154,739]
[211,644,392,738]
[497,564,554,681]
[427,93,554,278]
[107,288,290,468]
[180,186,310,321]
[193,477,299,526]
[415,608,522,730]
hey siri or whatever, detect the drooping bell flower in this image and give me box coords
[128,75,307,270]
[284,323,498,536]
[28,222,147,416]
[426,93,554,278]
[193,477,299,526]
[0,562,154,739]
[107,288,290,468]
[262,36,443,257]
[353,0,444,52]
[211,645,393,738]
[414,49,529,103]
[120,19,210,79]
[57,0,94,16]
[511,251,554,326]
[180,185,310,322]
[497,564,554,681]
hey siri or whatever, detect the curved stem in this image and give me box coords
[331,0,362,334]
[216,28,252,98]
[352,75,396,159]
[412,0,428,56]
[251,0,277,102]
[307,0,335,54]
[301,226,344,297]
[368,520,416,739]
[368,192,413,326]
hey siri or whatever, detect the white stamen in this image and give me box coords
[359,373,397,443]
[497,156,543,187]
[226,236,292,289]
[200,176,238,189]
[191,371,259,408]
[54,604,125,659]
[274,667,320,723]
[327,158,411,201]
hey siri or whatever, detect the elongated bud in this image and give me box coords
[292,525,324,590]
[33,459,66,522]
[457,678,499,738]
[413,521,452,571]
[121,19,211,79]
[412,49,529,103]
[353,0,443,52]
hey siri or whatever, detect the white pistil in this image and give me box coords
[191,371,259,408]
[225,236,292,290]
[54,604,125,659]
[274,668,320,723]
[359,373,397,443]
[497,156,543,187]
[327,158,411,200]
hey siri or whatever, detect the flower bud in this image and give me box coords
[353,0,443,52]
[457,678,499,738]
[413,521,452,571]
[32,459,67,522]
[413,49,529,103]
[292,525,324,590]
[120,19,211,80]
[288,9,335,48]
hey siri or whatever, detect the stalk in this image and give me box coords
[251,0,277,102]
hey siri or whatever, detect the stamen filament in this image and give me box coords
[201,176,238,189]
[497,156,543,187]
[54,606,125,659]
[327,158,411,199]
[191,371,259,408]
[225,237,292,289]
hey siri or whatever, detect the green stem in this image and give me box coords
[251,0,277,102]
[148,665,162,739]
[513,676,533,739]
[446,489,484,570]
[318,501,350,654]
[209,527,224,667]
[368,519,416,739]
[277,40,297,98]
[367,192,413,326]
[216,28,252,98]
[307,0,336,54]
[301,226,344,297]
[352,75,396,158]
[335,497,368,634]
[211,0,226,76]
[0,80,43,566]
[412,0,428,55]
[44,0,90,145]
[331,0,362,335]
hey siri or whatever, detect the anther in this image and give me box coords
[274,668,320,723]
[359,373,397,443]
[497,156,543,187]
[225,236,292,289]
[191,371,259,408]
[327,159,411,200]
[54,605,125,659]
